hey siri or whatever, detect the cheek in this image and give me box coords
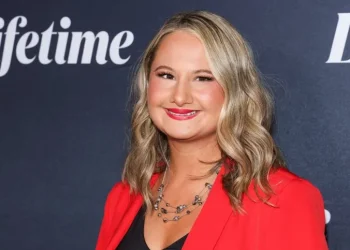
[147,77,164,106]
[198,83,225,112]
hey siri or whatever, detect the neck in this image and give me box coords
[166,135,222,183]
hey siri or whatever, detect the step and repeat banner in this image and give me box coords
[0,0,349,249]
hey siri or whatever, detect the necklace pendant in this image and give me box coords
[176,205,187,213]
[153,200,160,210]
[158,184,164,192]
[205,183,213,189]
[192,195,202,205]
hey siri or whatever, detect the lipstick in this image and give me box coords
[165,108,199,120]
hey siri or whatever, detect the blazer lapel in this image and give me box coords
[106,192,143,250]
[106,174,160,250]
[183,166,233,250]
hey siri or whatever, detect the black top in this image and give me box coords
[116,205,188,250]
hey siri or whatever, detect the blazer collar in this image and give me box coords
[182,166,233,250]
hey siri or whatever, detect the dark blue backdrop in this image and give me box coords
[0,1,349,249]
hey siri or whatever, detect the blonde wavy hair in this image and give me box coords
[122,10,286,213]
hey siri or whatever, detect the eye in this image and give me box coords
[157,72,175,80]
[196,76,214,82]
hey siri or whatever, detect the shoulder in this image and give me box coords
[105,171,160,208]
[246,167,322,198]
[237,168,327,249]
[99,181,134,221]
[106,172,160,200]
[100,181,136,227]
[104,181,133,208]
[265,168,325,228]
[262,168,327,249]
[107,181,131,198]
[245,167,324,206]
[245,167,324,208]
[268,167,324,205]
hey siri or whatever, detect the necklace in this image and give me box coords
[153,161,222,223]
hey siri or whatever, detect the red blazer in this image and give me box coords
[96,166,328,250]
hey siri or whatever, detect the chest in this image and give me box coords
[143,204,204,249]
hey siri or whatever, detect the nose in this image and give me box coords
[170,77,193,106]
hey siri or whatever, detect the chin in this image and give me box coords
[164,131,198,141]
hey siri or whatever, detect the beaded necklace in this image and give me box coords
[153,161,222,223]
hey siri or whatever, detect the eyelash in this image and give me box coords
[156,72,214,82]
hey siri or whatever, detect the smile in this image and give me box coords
[165,109,199,120]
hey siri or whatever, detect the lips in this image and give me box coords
[167,108,197,114]
[165,108,199,120]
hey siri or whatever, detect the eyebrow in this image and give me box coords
[154,65,213,75]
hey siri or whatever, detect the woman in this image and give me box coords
[96,10,328,250]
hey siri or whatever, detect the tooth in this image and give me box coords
[169,111,196,116]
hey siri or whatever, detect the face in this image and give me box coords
[147,30,224,141]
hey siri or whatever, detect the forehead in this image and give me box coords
[152,30,211,69]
